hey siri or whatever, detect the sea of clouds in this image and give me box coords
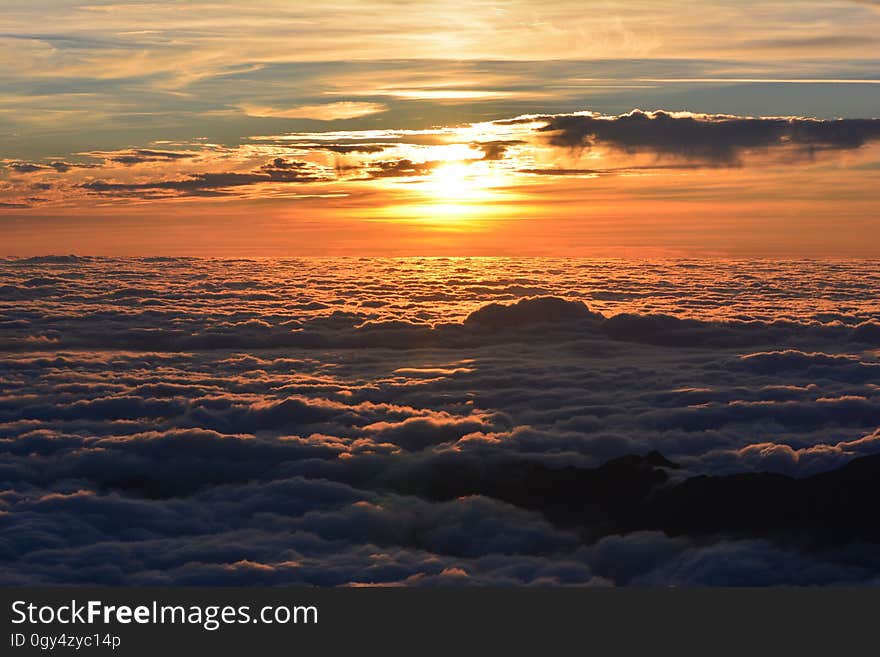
[2,257,880,585]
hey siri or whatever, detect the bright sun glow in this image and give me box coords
[402,160,514,223]
[364,159,513,227]
[424,162,481,202]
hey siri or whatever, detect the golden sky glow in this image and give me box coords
[1,1,879,255]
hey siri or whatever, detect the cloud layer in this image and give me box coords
[2,257,880,585]
[2,108,879,209]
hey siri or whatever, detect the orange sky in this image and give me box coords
[1,2,879,256]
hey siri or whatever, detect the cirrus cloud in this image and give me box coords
[239,101,388,120]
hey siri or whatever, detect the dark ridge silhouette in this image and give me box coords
[16,254,89,264]
[380,450,676,539]
[641,453,880,545]
[382,450,880,547]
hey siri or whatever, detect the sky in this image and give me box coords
[1,0,880,255]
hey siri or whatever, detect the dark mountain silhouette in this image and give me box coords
[641,453,880,546]
[381,450,674,539]
[382,450,880,548]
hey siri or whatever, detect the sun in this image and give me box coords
[366,154,522,227]
[425,162,477,201]
[404,160,506,220]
